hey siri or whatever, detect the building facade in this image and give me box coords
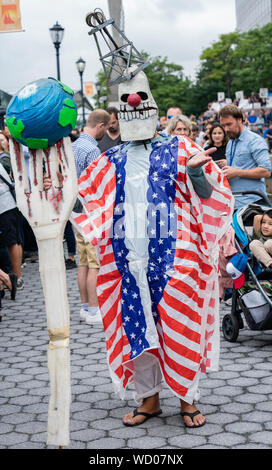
[236,0,272,32]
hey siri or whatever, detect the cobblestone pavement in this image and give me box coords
[0,259,272,450]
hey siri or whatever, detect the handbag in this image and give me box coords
[0,173,16,202]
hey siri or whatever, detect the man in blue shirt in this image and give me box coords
[72,109,111,324]
[73,109,110,178]
[219,104,271,210]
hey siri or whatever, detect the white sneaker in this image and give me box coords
[17,277,24,290]
[80,308,88,322]
[85,309,102,324]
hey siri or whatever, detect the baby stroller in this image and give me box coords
[222,190,272,342]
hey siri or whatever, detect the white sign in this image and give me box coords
[210,102,220,112]
[217,92,225,102]
[266,97,272,108]
[239,99,251,110]
[259,88,268,98]
[235,90,244,100]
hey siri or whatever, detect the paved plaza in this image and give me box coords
[0,257,272,450]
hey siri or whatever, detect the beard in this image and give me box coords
[226,130,240,139]
[109,126,119,134]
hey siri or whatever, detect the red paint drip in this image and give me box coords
[13,139,22,173]
[29,149,38,185]
[24,192,32,217]
[60,139,68,167]
[56,141,66,171]
[49,188,63,215]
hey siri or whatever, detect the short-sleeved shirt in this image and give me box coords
[205,144,226,161]
[98,133,122,153]
[72,133,101,178]
[0,163,16,215]
[226,127,271,209]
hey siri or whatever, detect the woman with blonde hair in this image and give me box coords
[166,114,192,137]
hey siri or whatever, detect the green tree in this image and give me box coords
[196,23,272,105]
[93,69,110,109]
[198,31,242,100]
[233,23,272,95]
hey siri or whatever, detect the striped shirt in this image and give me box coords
[72,133,101,178]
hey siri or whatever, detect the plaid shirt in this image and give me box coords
[72,133,101,178]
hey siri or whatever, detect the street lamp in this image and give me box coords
[49,21,64,81]
[95,82,101,108]
[99,95,108,109]
[76,57,86,127]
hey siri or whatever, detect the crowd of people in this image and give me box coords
[2,75,272,431]
[1,97,272,317]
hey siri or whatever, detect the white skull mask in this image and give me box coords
[118,66,158,142]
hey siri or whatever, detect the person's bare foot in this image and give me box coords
[180,400,206,427]
[123,394,161,426]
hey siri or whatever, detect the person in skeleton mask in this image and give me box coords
[70,66,234,428]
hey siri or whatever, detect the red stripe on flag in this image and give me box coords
[79,161,112,200]
[206,232,217,242]
[162,329,201,364]
[173,265,207,290]
[109,330,130,365]
[175,248,212,275]
[168,276,204,309]
[158,302,201,342]
[97,269,121,287]
[78,153,106,184]
[102,285,121,331]
[84,174,116,209]
[201,196,230,212]
[156,350,191,397]
[203,213,225,227]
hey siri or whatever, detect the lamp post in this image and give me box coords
[76,57,86,128]
[49,21,65,81]
[99,95,108,109]
[95,82,101,108]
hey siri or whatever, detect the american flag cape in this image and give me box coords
[71,135,234,404]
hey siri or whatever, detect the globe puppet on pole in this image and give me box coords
[6,77,78,447]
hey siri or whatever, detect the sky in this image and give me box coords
[1,0,236,96]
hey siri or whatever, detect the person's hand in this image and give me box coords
[43,171,64,190]
[221,166,240,180]
[216,159,227,169]
[187,147,216,168]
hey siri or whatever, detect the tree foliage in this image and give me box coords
[196,23,272,105]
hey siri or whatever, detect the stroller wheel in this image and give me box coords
[222,314,239,342]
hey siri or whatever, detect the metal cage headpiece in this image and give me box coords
[86,9,149,86]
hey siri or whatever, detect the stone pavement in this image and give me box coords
[0,259,272,450]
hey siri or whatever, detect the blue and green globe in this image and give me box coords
[6,77,77,149]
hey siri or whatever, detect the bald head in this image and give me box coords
[85,109,111,141]
[87,109,111,128]
[167,107,182,120]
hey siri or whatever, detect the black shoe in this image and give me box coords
[65,258,77,270]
